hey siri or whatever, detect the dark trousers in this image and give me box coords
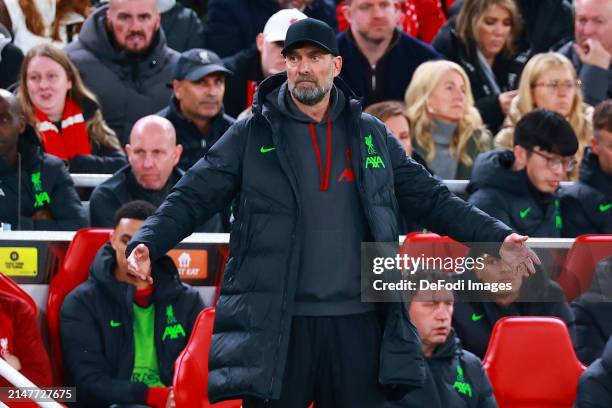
[243,312,384,408]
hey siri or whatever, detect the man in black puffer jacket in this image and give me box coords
[61,201,204,408]
[561,100,612,237]
[0,90,87,230]
[386,272,497,408]
[575,334,612,407]
[126,19,538,408]
[468,109,579,238]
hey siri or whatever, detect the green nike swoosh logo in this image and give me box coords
[110,320,121,328]
[471,313,484,322]
[519,207,531,219]
[600,203,612,212]
[260,146,276,153]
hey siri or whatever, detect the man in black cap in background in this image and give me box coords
[126,18,539,407]
[158,49,235,171]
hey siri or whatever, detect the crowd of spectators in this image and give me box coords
[0,0,611,406]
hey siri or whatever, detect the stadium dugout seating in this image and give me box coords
[555,234,612,302]
[483,317,585,408]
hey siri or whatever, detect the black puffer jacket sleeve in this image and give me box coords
[462,352,498,408]
[127,121,244,260]
[20,156,88,230]
[388,129,513,246]
[60,290,149,406]
[68,144,127,174]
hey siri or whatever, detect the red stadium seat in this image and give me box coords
[483,317,585,408]
[46,228,111,384]
[0,272,37,313]
[173,308,242,408]
[555,234,612,302]
[400,232,469,271]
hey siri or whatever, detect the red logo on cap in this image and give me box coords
[289,18,298,24]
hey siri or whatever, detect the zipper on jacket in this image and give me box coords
[371,64,377,91]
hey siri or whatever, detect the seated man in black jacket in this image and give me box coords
[468,109,579,238]
[561,99,612,236]
[89,115,227,231]
[158,48,235,171]
[575,334,612,408]
[386,271,497,408]
[60,200,205,408]
[0,89,87,231]
[453,250,574,359]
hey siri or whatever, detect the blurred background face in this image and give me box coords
[520,146,570,193]
[574,0,612,55]
[110,217,145,281]
[476,4,512,60]
[174,73,225,122]
[593,128,612,175]
[384,114,412,155]
[126,126,180,190]
[257,36,286,77]
[346,0,398,45]
[409,289,454,356]
[475,255,523,299]
[26,56,72,120]
[107,0,160,54]
[531,66,576,117]
[427,70,466,123]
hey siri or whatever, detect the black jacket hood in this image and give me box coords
[580,147,612,197]
[467,149,529,196]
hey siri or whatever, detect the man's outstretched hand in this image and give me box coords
[499,233,541,277]
[127,243,153,284]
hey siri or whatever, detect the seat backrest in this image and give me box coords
[173,308,242,408]
[400,232,469,270]
[556,235,612,302]
[483,317,585,408]
[0,272,37,313]
[46,228,111,384]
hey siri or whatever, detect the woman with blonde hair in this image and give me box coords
[433,0,526,134]
[495,52,593,168]
[17,43,125,173]
[405,60,492,179]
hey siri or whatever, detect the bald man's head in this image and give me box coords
[107,0,160,54]
[125,115,182,190]
[0,89,25,160]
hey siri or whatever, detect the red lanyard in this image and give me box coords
[308,117,332,191]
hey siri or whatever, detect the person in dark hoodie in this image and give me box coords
[159,0,206,52]
[572,257,612,366]
[66,0,179,146]
[575,334,612,407]
[158,48,235,171]
[468,109,579,238]
[386,271,498,408]
[561,100,612,237]
[125,19,539,407]
[60,200,204,408]
[453,249,574,359]
[0,23,23,89]
[89,115,227,231]
[0,89,87,231]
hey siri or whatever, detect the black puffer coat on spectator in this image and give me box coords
[468,149,563,237]
[66,6,179,145]
[160,2,206,52]
[205,0,337,58]
[575,335,612,407]
[560,148,612,237]
[127,73,513,402]
[386,330,498,408]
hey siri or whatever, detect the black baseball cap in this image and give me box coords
[282,18,339,56]
[173,48,232,82]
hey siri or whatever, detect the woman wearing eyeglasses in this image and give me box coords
[495,52,593,175]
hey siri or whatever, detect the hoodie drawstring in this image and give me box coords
[308,117,332,191]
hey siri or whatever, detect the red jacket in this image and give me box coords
[0,293,53,392]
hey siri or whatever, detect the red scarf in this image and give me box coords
[35,97,91,160]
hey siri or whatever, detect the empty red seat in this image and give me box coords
[173,308,241,408]
[400,232,469,271]
[483,317,585,408]
[46,228,111,384]
[555,234,612,302]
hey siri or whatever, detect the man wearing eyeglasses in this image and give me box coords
[468,109,578,237]
[561,99,612,236]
